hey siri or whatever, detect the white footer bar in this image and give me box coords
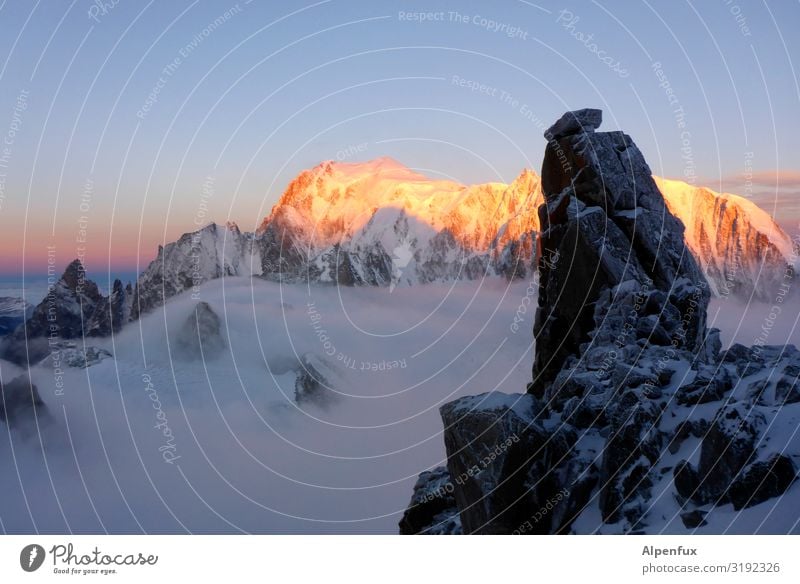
[1,535,796,582]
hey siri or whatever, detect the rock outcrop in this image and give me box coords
[86,279,129,336]
[173,301,227,361]
[399,467,461,535]
[1,260,129,365]
[56,344,113,369]
[0,375,45,427]
[16,259,104,340]
[294,353,339,408]
[402,109,798,534]
[532,108,710,395]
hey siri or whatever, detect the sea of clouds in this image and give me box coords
[0,277,797,533]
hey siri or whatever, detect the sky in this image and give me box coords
[0,0,798,275]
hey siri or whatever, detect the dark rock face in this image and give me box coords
[86,279,129,337]
[257,218,316,283]
[399,467,461,535]
[680,510,708,528]
[0,375,45,426]
[532,108,708,395]
[729,455,796,510]
[436,392,596,534]
[320,244,392,287]
[174,301,226,361]
[403,109,800,534]
[440,393,543,534]
[294,354,339,408]
[776,367,800,404]
[544,108,603,141]
[527,109,711,528]
[598,394,663,525]
[674,403,766,505]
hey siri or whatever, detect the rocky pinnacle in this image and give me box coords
[531,108,710,396]
[400,109,798,535]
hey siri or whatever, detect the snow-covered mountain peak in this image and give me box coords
[656,177,796,261]
[252,158,543,286]
[320,156,428,182]
[261,158,540,248]
[655,176,797,298]
[130,159,797,316]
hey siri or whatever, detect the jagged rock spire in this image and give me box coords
[531,108,710,395]
[402,109,798,535]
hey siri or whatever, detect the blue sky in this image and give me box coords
[0,0,798,273]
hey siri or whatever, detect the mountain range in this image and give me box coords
[130,156,797,318]
[3,155,797,347]
[2,110,798,535]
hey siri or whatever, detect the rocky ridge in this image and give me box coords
[131,222,260,318]
[1,260,130,366]
[400,109,799,535]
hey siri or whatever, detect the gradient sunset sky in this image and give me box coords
[0,0,798,276]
